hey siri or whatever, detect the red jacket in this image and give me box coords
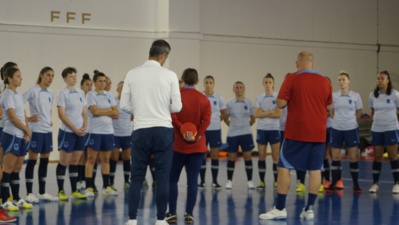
[171,87,211,154]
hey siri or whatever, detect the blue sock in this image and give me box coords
[276,193,287,210]
[305,193,317,211]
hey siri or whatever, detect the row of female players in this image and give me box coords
[0,62,141,217]
[197,70,399,196]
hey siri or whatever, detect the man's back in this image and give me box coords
[123,60,181,130]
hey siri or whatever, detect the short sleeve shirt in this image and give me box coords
[226,98,254,137]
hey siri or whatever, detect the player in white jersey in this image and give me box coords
[77,73,92,190]
[55,67,88,201]
[328,71,363,192]
[254,74,282,190]
[224,81,255,189]
[0,67,33,211]
[368,71,399,194]
[111,81,133,189]
[85,71,118,197]
[198,75,227,190]
[23,67,59,203]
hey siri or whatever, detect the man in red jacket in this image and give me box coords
[166,68,211,224]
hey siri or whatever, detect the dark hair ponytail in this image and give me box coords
[373,70,392,98]
[1,62,17,81]
[36,67,53,84]
[3,67,20,90]
[93,70,106,82]
[81,73,91,86]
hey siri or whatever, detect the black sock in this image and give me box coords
[86,177,93,189]
[109,159,117,186]
[92,163,98,188]
[123,160,130,183]
[297,170,306,184]
[349,162,359,187]
[69,165,78,192]
[211,159,219,184]
[25,159,36,194]
[372,161,382,184]
[199,158,206,184]
[78,165,86,182]
[323,159,330,181]
[258,160,266,182]
[244,160,253,181]
[305,193,317,211]
[56,164,67,192]
[227,160,235,181]
[1,172,11,202]
[39,158,49,195]
[102,174,110,188]
[10,172,20,201]
[331,160,341,186]
[273,163,278,182]
[390,160,399,183]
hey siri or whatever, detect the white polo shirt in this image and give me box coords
[255,92,280,131]
[369,90,399,132]
[226,98,254,137]
[204,92,226,131]
[57,87,87,133]
[0,89,26,138]
[87,90,116,134]
[331,90,363,130]
[120,60,182,130]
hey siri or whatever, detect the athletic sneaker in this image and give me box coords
[1,201,19,211]
[198,182,206,190]
[259,207,287,220]
[319,184,324,193]
[85,188,95,197]
[0,209,16,222]
[257,181,265,190]
[248,181,255,189]
[13,199,33,209]
[273,182,278,189]
[323,180,331,189]
[39,193,59,202]
[369,183,379,193]
[353,185,362,193]
[124,182,130,190]
[393,184,399,194]
[225,180,232,189]
[58,190,69,201]
[335,179,344,190]
[184,213,194,224]
[103,186,118,196]
[124,220,137,225]
[71,190,87,199]
[295,183,306,192]
[26,193,39,204]
[211,183,222,190]
[77,181,86,190]
[165,213,177,223]
[154,220,169,225]
[300,208,314,220]
[93,186,99,195]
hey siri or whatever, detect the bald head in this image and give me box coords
[296,51,314,70]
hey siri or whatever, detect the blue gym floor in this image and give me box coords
[6,158,399,225]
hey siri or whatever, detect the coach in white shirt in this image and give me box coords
[121,39,182,225]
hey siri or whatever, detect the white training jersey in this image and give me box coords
[331,90,363,131]
[226,98,254,137]
[255,92,280,131]
[0,89,26,138]
[279,107,287,131]
[369,89,399,132]
[204,92,226,131]
[112,97,132,137]
[0,82,5,128]
[87,90,116,134]
[57,87,87,133]
[22,84,54,133]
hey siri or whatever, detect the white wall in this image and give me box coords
[1,0,399,160]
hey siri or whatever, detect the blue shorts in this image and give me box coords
[29,132,53,153]
[1,132,29,157]
[205,130,222,148]
[330,128,359,148]
[256,130,281,145]
[58,129,86,153]
[278,139,325,171]
[371,130,399,146]
[226,134,254,153]
[326,128,331,144]
[114,136,131,149]
[87,133,115,151]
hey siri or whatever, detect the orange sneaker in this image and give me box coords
[0,209,16,222]
[323,180,331,189]
[336,179,344,190]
